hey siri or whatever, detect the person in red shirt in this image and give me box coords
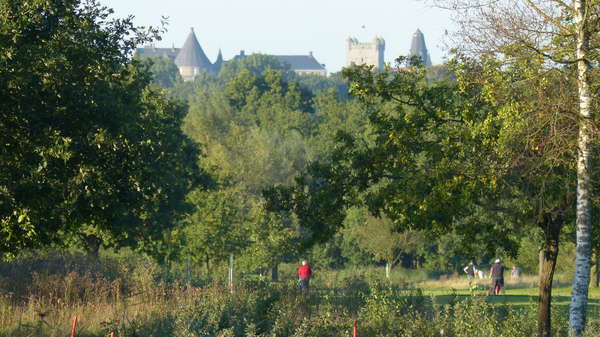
[297,260,312,294]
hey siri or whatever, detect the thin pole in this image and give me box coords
[186,254,191,286]
[70,316,78,337]
[353,319,358,337]
[385,262,390,279]
[228,253,234,293]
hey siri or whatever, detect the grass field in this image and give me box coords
[412,274,600,322]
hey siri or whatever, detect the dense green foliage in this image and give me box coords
[1,0,592,282]
[140,55,183,88]
[266,57,518,265]
[0,0,208,258]
[175,62,368,274]
[260,54,597,335]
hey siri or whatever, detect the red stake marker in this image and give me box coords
[353,319,358,337]
[70,316,78,337]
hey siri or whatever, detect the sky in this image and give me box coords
[98,0,455,73]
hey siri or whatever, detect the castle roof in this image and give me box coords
[175,28,212,69]
[275,54,325,71]
[409,29,432,66]
[135,47,179,60]
[212,49,223,74]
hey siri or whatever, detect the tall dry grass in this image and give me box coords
[0,252,192,336]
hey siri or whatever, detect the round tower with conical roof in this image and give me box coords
[175,28,215,81]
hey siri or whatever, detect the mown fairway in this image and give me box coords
[417,277,600,312]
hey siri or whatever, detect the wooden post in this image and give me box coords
[228,253,234,293]
[70,316,78,337]
[385,262,390,279]
[186,254,191,286]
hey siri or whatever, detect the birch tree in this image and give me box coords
[571,4,594,336]
[433,1,597,335]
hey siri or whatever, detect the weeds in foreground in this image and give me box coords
[1,254,599,337]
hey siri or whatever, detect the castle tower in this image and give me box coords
[409,29,432,66]
[175,28,213,81]
[212,49,223,75]
[346,37,385,70]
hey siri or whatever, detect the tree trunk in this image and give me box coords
[186,254,191,286]
[538,229,560,337]
[539,249,544,278]
[271,263,279,282]
[595,249,599,288]
[570,1,593,335]
[205,254,210,278]
[83,235,101,258]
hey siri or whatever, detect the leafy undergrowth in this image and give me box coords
[1,255,600,337]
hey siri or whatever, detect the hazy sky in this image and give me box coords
[99,0,455,73]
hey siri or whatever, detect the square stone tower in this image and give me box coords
[346,37,385,70]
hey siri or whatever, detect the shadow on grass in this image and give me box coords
[433,293,600,312]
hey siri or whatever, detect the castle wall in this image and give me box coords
[346,38,385,70]
[295,69,327,76]
[179,66,200,82]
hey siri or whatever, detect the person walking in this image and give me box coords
[463,261,476,280]
[489,258,505,295]
[464,261,478,291]
[297,260,312,295]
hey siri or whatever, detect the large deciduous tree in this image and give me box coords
[181,68,318,274]
[269,55,578,337]
[347,208,426,277]
[266,58,515,266]
[434,1,598,334]
[0,0,207,257]
[457,56,579,337]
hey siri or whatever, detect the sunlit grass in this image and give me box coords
[412,272,600,311]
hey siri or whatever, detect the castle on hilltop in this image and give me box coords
[136,28,326,81]
[136,28,222,81]
[346,29,432,70]
[136,28,432,81]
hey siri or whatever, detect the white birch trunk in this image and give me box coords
[569,1,593,335]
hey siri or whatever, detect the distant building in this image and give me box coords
[274,52,327,76]
[408,29,432,66]
[138,29,328,79]
[346,37,385,70]
[136,28,221,81]
[233,50,327,76]
[135,45,179,60]
[136,28,431,81]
